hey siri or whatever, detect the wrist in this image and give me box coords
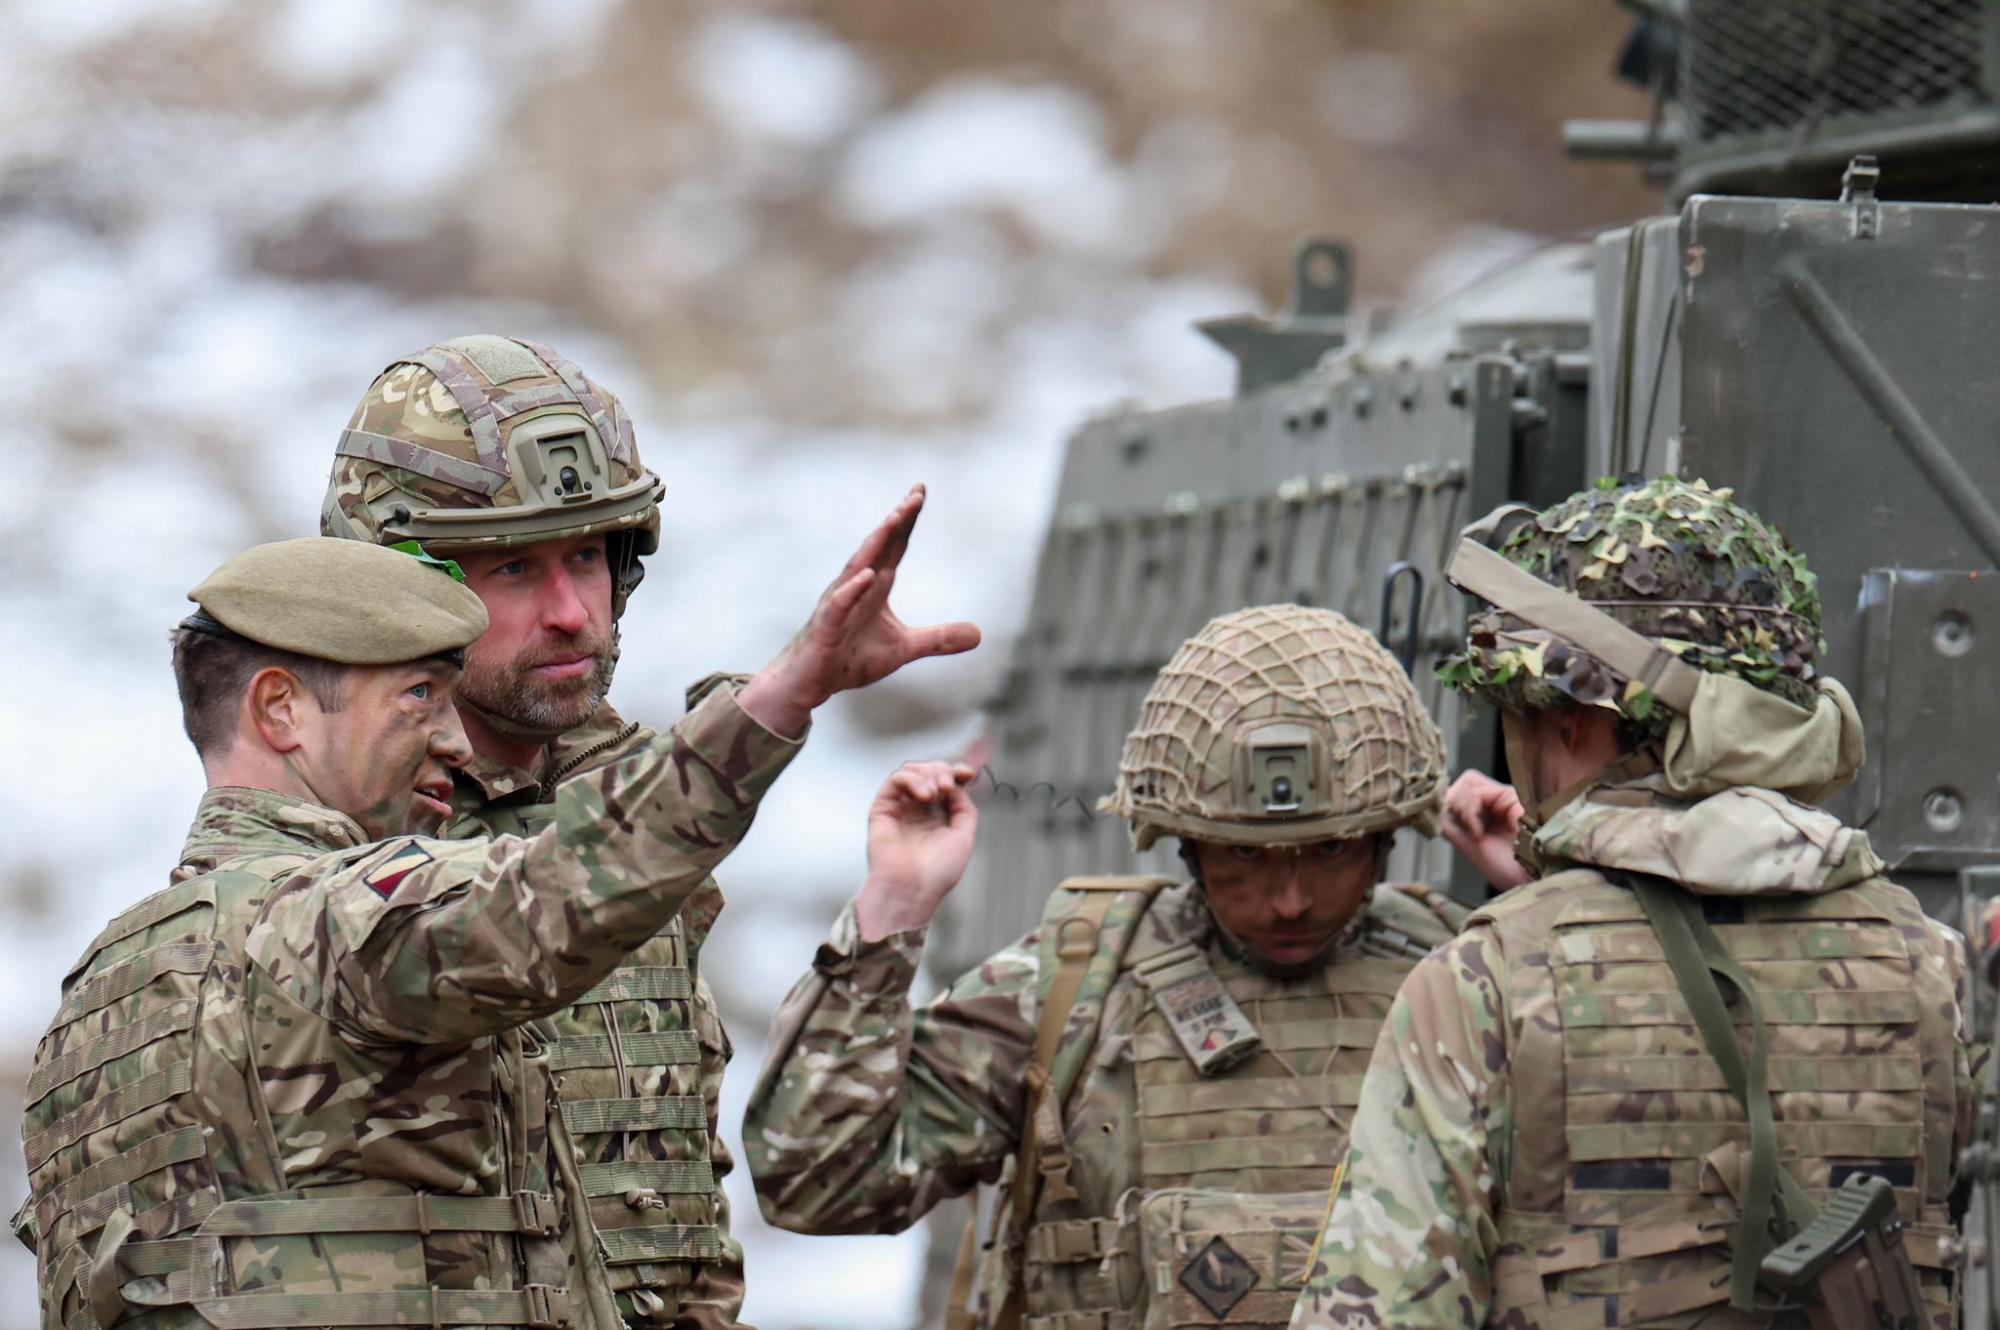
[736,668,814,740]
[855,875,942,942]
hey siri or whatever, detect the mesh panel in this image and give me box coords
[1106,605,1445,846]
[1682,0,1984,142]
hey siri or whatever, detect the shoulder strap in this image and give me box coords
[992,875,1171,1330]
[1608,867,1818,1313]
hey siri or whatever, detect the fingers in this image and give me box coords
[835,485,925,588]
[874,484,924,576]
[888,759,976,804]
[812,566,876,645]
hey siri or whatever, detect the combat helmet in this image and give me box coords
[1440,475,1824,731]
[321,335,664,616]
[1103,604,1447,851]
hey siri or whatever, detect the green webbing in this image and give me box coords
[1618,871,1817,1313]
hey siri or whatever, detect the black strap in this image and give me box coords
[1609,868,1817,1312]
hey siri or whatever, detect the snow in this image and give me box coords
[838,79,1134,254]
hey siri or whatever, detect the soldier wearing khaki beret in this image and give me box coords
[19,515,972,1329]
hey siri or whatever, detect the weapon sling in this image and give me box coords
[1609,868,1818,1312]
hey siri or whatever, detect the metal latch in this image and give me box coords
[1841,155,1880,241]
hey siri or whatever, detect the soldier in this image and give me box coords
[1290,477,1973,1330]
[20,521,966,1328]
[320,334,977,1326]
[744,603,1464,1330]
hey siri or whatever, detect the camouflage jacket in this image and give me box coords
[441,684,752,1330]
[20,682,795,1330]
[745,879,1464,1329]
[1291,780,1975,1330]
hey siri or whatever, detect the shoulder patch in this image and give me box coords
[361,841,434,900]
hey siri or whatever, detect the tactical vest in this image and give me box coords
[1473,868,1961,1330]
[984,878,1457,1330]
[465,793,729,1327]
[23,858,575,1329]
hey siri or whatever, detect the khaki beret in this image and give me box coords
[185,537,489,665]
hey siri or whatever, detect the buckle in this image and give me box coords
[513,1191,559,1236]
[523,1284,570,1328]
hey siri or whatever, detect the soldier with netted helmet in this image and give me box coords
[1291,476,1973,1330]
[321,334,979,1327]
[743,603,1467,1330]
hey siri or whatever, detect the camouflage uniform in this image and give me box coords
[1291,479,1974,1330]
[324,335,754,1327]
[747,605,1462,1330]
[20,680,797,1330]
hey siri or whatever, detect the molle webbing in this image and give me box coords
[543,934,723,1311]
[548,1030,699,1071]
[25,1060,192,1171]
[1485,870,1943,1330]
[1132,950,1405,1193]
[560,1095,706,1134]
[51,941,213,1029]
[26,1000,196,1104]
[577,965,692,1003]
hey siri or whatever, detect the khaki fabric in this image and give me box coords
[1661,674,1864,805]
[188,537,488,664]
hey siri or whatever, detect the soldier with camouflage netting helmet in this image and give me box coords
[744,603,1469,1330]
[320,335,979,1328]
[1291,477,1972,1330]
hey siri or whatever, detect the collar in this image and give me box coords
[177,786,369,877]
[451,699,645,807]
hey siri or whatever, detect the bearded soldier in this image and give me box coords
[745,604,1464,1330]
[320,334,979,1326]
[1290,477,1973,1330]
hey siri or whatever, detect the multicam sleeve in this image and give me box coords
[1290,928,1514,1330]
[247,684,802,1044]
[743,903,1038,1234]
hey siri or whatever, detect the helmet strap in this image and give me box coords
[1500,709,1661,876]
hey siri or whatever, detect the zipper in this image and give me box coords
[537,722,642,802]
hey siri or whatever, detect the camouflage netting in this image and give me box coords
[1104,603,1446,850]
[1439,476,1825,734]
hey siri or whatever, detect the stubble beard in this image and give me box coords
[461,632,617,735]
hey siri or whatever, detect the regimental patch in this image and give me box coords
[1179,1235,1259,1318]
[361,841,434,900]
[1137,947,1262,1078]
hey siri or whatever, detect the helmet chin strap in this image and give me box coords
[1500,709,1661,876]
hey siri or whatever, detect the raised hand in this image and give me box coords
[738,484,982,738]
[855,760,980,941]
[1439,768,1532,891]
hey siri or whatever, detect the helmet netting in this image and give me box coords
[1106,604,1446,843]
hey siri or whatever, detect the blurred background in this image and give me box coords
[0,1,1652,1324]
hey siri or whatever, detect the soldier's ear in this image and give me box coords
[245,667,312,754]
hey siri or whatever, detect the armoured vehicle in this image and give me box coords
[924,0,2000,1320]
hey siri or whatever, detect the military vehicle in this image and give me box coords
[923,0,2000,1320]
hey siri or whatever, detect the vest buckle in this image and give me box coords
[523,1283,571,1328]
[513,1190,559,1236]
